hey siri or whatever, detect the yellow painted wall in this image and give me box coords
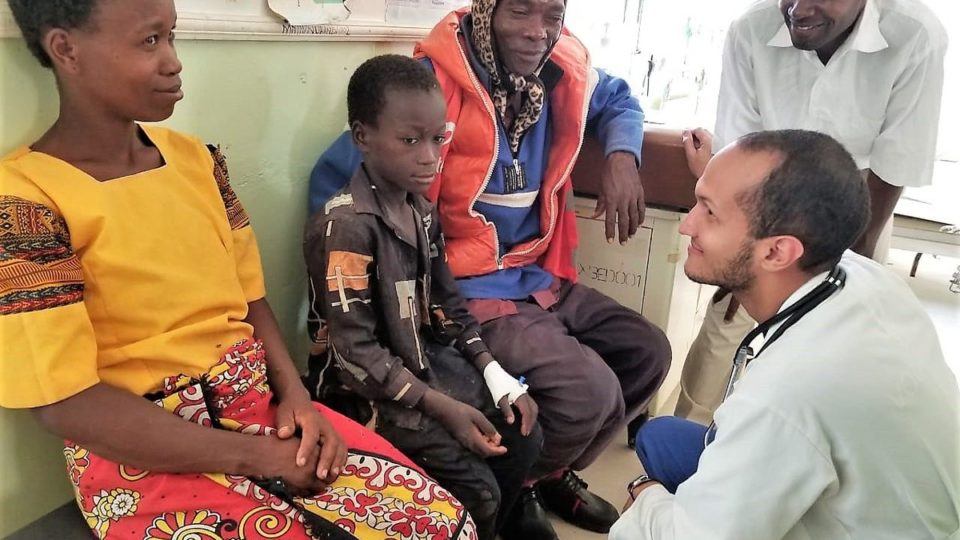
[0,36,409,536]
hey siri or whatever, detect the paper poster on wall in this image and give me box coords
[385,0,470,27]
[267,0,351,26]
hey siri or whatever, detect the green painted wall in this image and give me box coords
[0,36,407,536]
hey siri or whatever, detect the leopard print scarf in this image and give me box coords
[470,0,562,154]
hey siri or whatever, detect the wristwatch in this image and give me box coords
[627,474,655,500]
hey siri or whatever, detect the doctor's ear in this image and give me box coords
[759,235,805,273]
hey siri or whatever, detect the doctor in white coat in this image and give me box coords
[614,130,960,540]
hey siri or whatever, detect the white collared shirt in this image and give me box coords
[610,251,960,539]
[715,0,948,187]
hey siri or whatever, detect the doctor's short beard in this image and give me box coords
[688,240,756,292]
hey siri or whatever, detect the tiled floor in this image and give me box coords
[548,248,960,539]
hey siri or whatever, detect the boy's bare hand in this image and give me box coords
[447,403,507,457]
[423,391,507,457]
[497,394,539,436]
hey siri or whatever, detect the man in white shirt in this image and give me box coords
[611,129,960,540]
[675,0,949,425]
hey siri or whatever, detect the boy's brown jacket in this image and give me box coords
[304,166,490,410]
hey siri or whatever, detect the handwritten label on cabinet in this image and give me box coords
[578,263,645,288]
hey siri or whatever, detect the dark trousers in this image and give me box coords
[479,282,671,476]
[634,416,707,493]
[372,342,543,540]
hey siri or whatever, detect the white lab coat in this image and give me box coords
[611,252,960,539]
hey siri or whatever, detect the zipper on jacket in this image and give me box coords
[454,33,504,270]
[409,296,425,370]
[503,62,594,267]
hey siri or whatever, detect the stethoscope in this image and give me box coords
[703,265,847,448]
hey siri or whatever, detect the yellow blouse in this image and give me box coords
[0,126,265,408]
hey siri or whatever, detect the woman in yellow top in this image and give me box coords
[0,1,476,539]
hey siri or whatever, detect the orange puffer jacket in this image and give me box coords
[414,8,596,282]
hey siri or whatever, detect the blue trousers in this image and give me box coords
[634,416,709,494]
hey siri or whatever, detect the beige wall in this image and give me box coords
[0,36,409,536]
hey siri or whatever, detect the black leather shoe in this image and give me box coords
[499,487,559,540]
[627,412,649,448]
[537,470,620,533]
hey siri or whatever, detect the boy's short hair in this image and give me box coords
[347,54,440,127]
[7,0,99,68]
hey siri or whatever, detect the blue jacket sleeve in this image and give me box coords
[308,131,362,214]
[586,68,645,164]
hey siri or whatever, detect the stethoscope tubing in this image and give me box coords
[703,266,847,448]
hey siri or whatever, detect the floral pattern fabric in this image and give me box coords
[65,340,477,540]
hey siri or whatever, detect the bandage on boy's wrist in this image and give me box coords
[482,361,527,408]
[506,382,529,404]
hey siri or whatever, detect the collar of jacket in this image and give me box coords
[349,164,434,246]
